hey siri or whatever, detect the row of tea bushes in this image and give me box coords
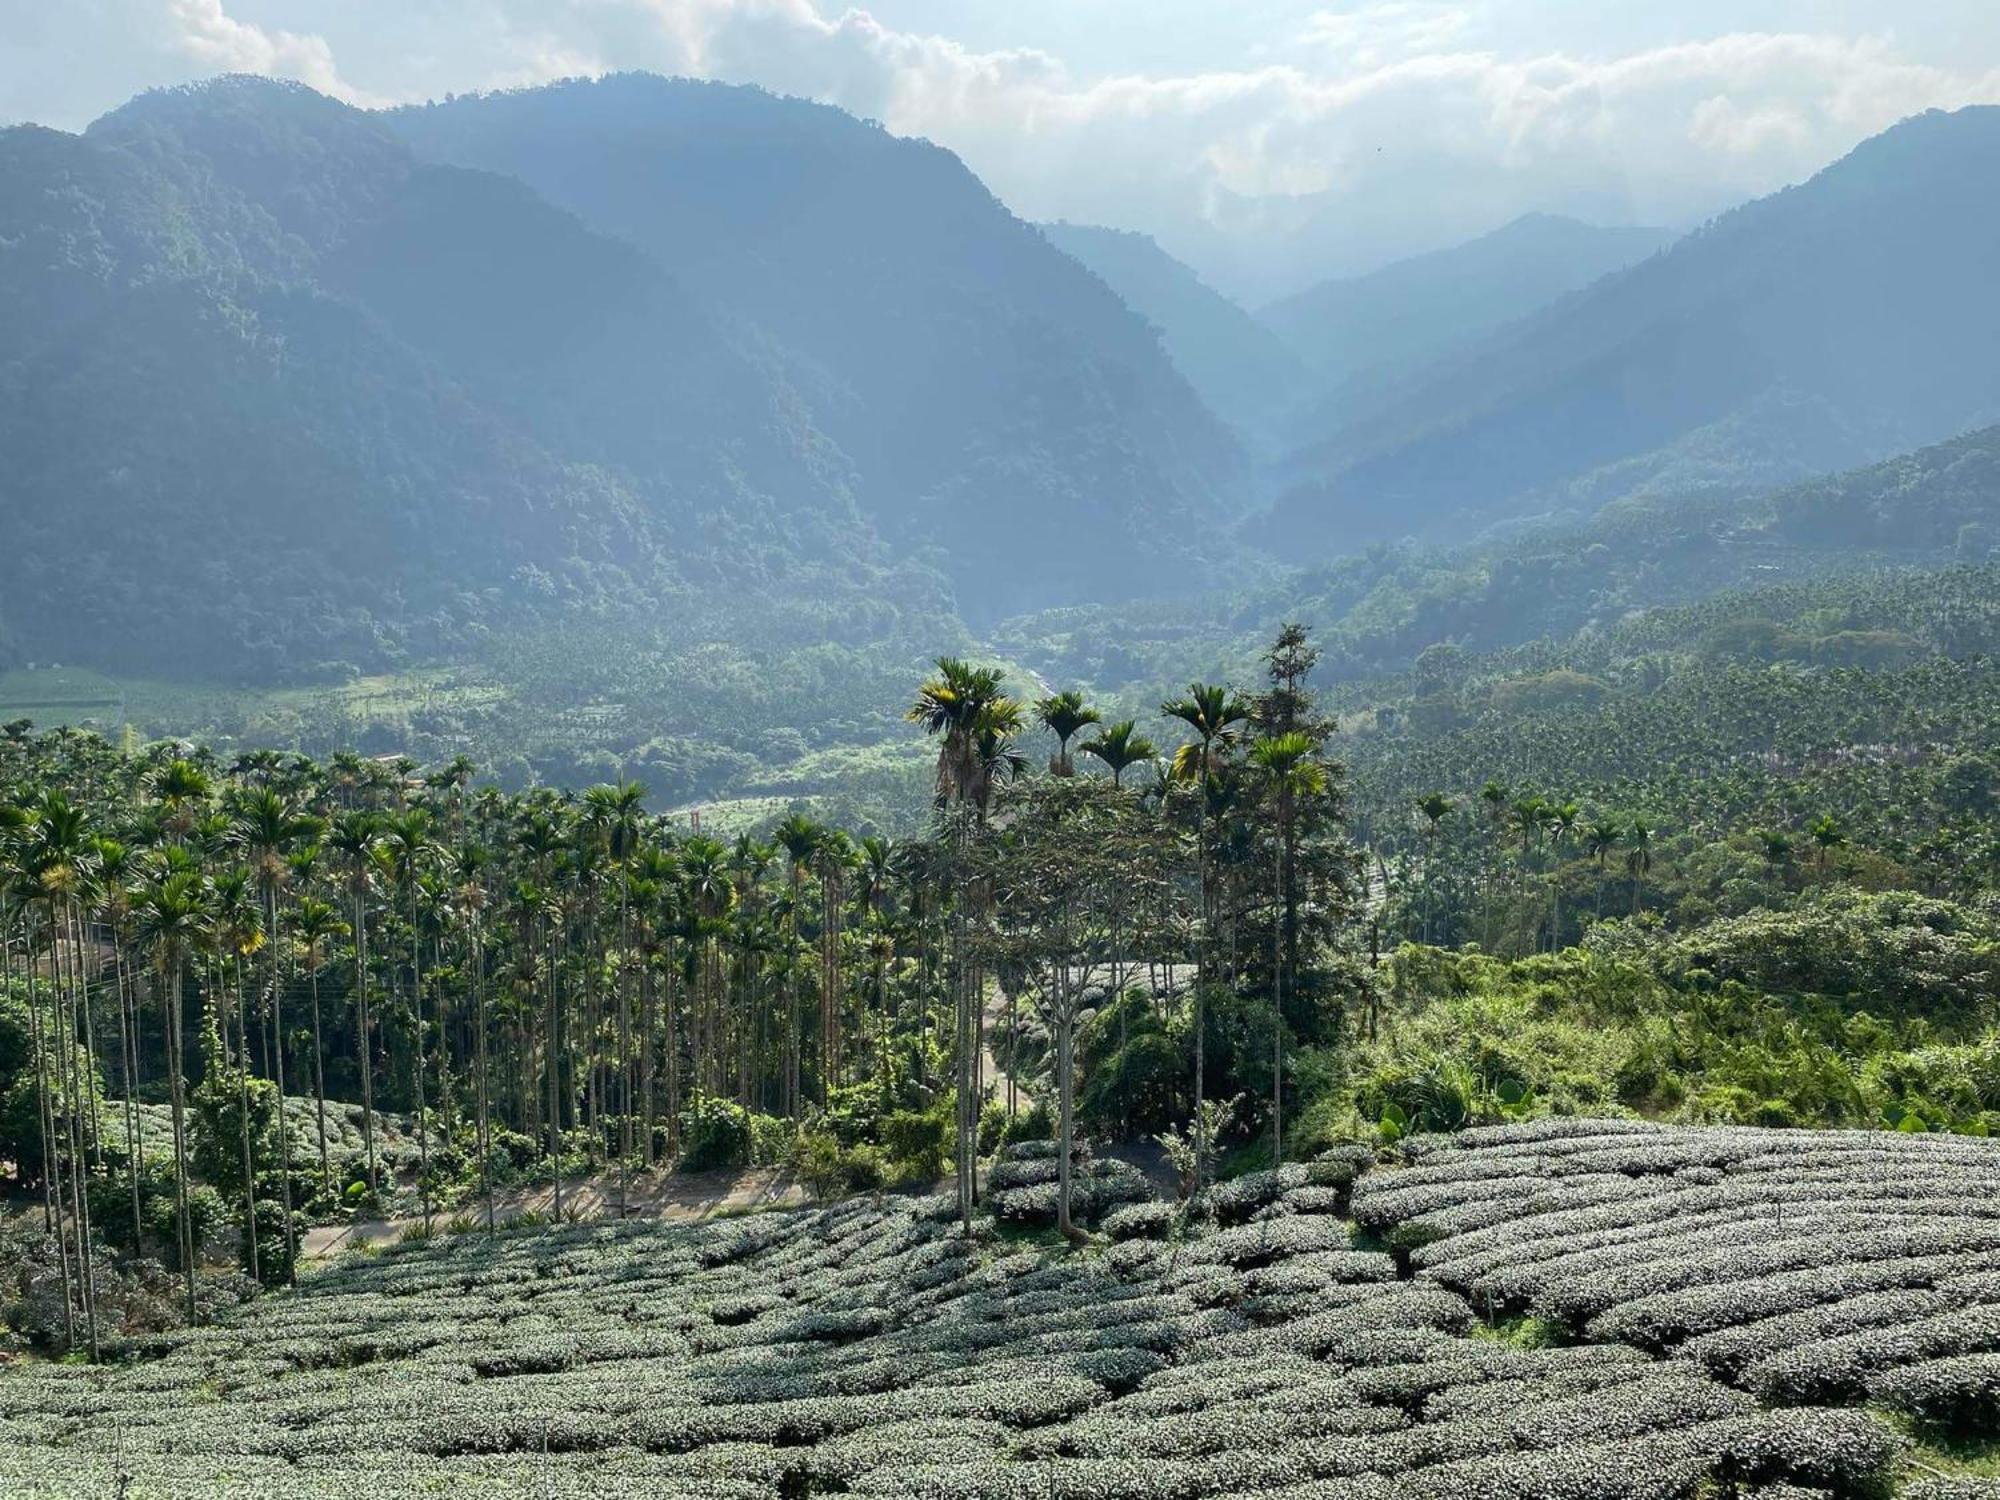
[0,1142,1919,1499]
[1352,1121,2000,1449]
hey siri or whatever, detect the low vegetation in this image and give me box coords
[3,1123,1990,1497]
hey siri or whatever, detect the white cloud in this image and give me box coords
[0,0,373,123]
[164,0,353,97]
[4,1,1999,297]
[567,5,2000,291]
[1296,3,1475,71]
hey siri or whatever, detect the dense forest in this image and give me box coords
[3,599,1997,1494]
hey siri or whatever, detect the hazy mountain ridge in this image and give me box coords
[1038,219,1304,444]
[1261,213,1672,444]
[0,79,888,679]
[386,75,1248,619]
[1257,107,2000,558]
[993,417,2000,704]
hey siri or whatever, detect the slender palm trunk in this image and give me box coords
[546,918,562,1220]
[1055,899,1080,1242]
[618,893,632,1218]
[58,912,100,1358]
[117,946,145,1251]
[409,884,430,1234]
[473,929,493,1234]
[786,885,802,1120]
[266,893,296,1284]
[1271,846,1284,1169]
[641,960,657,1165]
[165,957,196,1322]
[74,917,104,1172]
[953,829,973,1236]
[664,945,682,1160]
[230,956,259,1283]
[1192,779,1209,1179]
[23,924,74,1347]
[352,891,377,1196]
[307,952,330,1200]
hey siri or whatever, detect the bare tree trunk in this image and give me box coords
[1006,982,1017,1117]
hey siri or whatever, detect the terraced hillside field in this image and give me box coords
[3,1124,1996,1499]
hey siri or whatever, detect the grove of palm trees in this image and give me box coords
[6,610,1996,1365]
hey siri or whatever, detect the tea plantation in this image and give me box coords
[4,1124,1996,1498]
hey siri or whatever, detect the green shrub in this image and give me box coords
[881,1107,949,1181]
[680,1097,791,1172]
[796,1131,888,1201]
[995,1100,1053,1153]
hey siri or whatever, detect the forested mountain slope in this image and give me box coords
[1259,107,2000,557]
[387,75,1247,619]
[0,73,1244,689]
[1261,213,1670,444]
[0,77,906,680]
[998,419,2000,703]
[1040,219,1304,442]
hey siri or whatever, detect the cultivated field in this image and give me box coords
[3,1123,1995,1498]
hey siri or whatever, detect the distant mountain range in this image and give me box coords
[6,73,1999,725]
[1254,106,2000,557]
[386,77,1246,619]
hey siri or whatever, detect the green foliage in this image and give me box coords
[678,1097,793,1174]
[1326,920,2000,1143]
[0,996,105,1180]
[980,1099,1054,1158]
[795,1129,886,1201]
[189,1032,283,1199]
[878,1106,949,1182]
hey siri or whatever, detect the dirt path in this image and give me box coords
[300,1164,808,1259]
[980,974,1032,1117]
[306,967,1180,1261]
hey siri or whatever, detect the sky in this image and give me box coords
[4,1,1999,301]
